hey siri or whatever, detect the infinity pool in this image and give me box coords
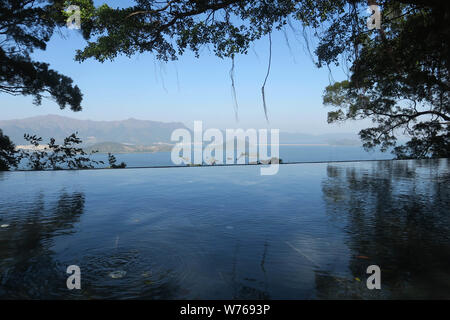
[0,159,449,299]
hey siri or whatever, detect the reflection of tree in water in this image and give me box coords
[0,190,181,299]
[319,159,450,299]
[0,191,85,298]
[226,242,270,300]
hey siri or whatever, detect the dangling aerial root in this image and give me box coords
[230,55,239,122]
[261,32,272,123]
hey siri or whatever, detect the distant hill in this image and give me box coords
[84,142,173,153]
[0,114,362,150]
[0,115,188,146]
[279,132,361,146]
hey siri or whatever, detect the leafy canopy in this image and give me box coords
[0,0,83,111]
[321,1,449,159]
[0,129,16,170]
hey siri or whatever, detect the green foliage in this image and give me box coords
[0,0,83,110]
[18,132,104,170]
[107,152,126,168]
[73,0,343,62]
[0,129,17,171]
[321,1,450,158]
[1,130,128,171]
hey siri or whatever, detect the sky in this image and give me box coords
[0,1,374,134]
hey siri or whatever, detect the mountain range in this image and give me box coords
[0,115,362,152]
[0,115,188,146]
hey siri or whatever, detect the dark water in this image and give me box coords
[0,159,448,299]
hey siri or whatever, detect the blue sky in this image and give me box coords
[0,1,373,134]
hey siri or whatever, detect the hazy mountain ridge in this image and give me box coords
[279,132,360,146]
[0,115,362,148]
[0,115,188,146]
[84,142,173,153]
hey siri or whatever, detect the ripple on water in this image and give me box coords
[71,244,196,299]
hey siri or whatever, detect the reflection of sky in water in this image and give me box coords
[0,159,448,299]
